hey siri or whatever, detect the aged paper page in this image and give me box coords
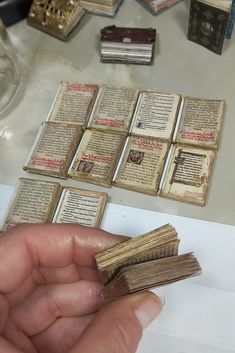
[48,82,99,127]
[52,187,108,227]
[176,97,225,149]
[114,136,169,194]
[4,178,61,230]
[131,91,181,140]
[160,144,215,206]
[24,122,83,178]
[89,85,139,133]
[68,129,125,187]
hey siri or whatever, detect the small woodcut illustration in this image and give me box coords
[77,161,94,174]
[127,150,144,165]
[170,149,206,187]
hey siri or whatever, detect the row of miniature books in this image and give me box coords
[23,82,225,206]
[79,0,182,17]
[100,26,156,65]
[27,0,183,41]
[2,178,108,231]
[188,0,235,54]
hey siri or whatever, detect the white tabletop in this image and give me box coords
[0,0,235,225]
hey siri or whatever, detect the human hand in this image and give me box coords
[0,224,163,353]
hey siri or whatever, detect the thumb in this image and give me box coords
[69,291,163,353]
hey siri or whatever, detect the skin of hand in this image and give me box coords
[0,224,163,353]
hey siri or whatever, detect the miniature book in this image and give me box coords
[137,0,182,15]
[27,0,85,40]
[79,0,123,17]
[68,129,126,187]
[52,186,108,227]
[3,178,108,231]
[3,178,62,230]
[100,26,156,65]
[24,122,83,179]
[88,85,139,134]
[131,91,181,140]
[113,136,169,195]
[174,97,225,149]
[159,145,215,206]
[188,0,235,54]
[95,224,201,302]
[47,82,99,128]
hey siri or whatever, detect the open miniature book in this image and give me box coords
[95,224,201,302]
[3,178,108,231]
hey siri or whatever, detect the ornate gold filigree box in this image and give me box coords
[27,0,85,40]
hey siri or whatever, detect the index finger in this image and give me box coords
[0,224,126,294]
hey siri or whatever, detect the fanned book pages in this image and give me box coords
[68,129,126,187]
[95,224,201,302]
[159,145,215,206]
[88,85,139,134]
[100,26,156,65]
[113,136,169,195]
[47,82,99,128]
[188,0,235,54]
[175,97,225,149]
[3,178,108,231]
[137,0,182,15]
[24,122,83,178]
[27,0,85,40]
[79,0,123,16]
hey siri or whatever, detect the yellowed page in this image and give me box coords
[68,129,125,186]
[160,144,215,206]
[176,97,225,149]
[114,136,169,194]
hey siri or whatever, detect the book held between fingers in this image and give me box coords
[95,224,201,302]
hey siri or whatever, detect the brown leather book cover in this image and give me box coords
[100,25,156,44]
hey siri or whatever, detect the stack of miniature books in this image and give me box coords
[100,26,156,64]
[137,0,182,15]
[80,0,123,17]
[27,0,85,40]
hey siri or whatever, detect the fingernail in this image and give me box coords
[134,292,164,330]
